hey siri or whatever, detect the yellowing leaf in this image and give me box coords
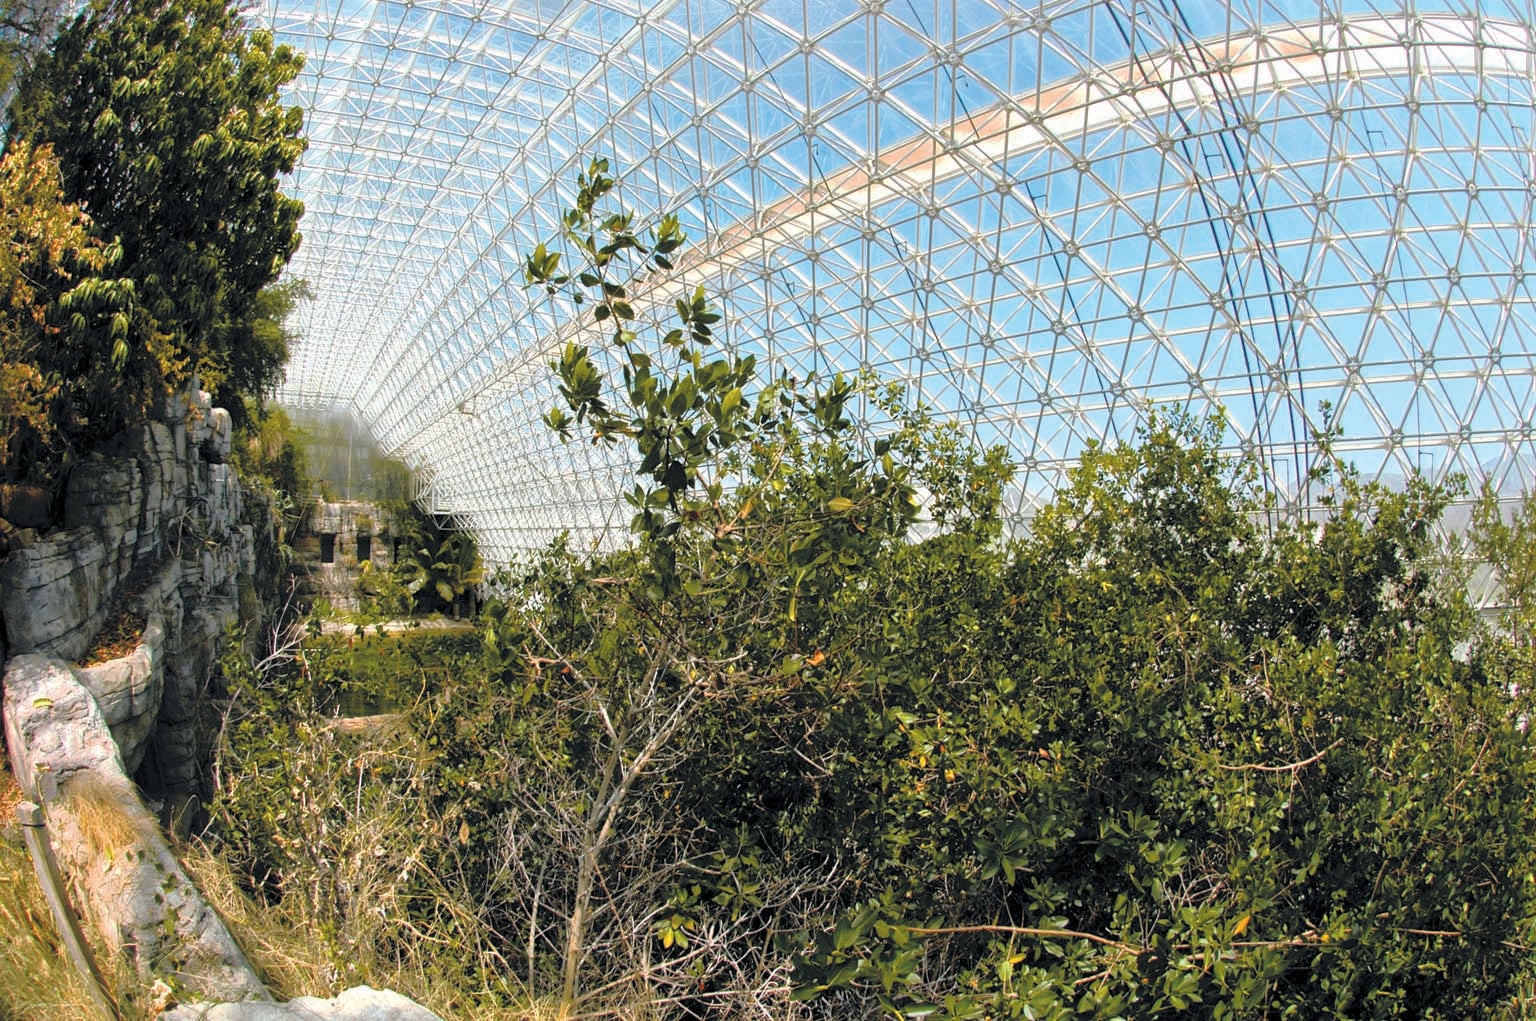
[827,496,854,513]
[458,820,470,845]
[1232,914,1251,937]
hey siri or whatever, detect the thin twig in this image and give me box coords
[1217,738,1343,773]
[905,923,1140,953]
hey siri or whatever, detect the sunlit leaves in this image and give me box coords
[786,417,1536,1019]
[0,141,149,481]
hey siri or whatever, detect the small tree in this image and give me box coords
[500,158,1011,1013]
[401,526,483,619]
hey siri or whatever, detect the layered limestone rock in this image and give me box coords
[0,387,266,1001]
[74,611,164,772]
[0,388,440,1018]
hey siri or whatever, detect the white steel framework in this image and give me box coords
[258,0,1536,563]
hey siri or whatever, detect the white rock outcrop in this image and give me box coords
[3,653,269,1001]
[162,986,442,1020]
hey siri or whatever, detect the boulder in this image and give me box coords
[0,527,112,661]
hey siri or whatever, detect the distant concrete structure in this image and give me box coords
[294,500,402,613]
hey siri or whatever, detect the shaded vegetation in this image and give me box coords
[0,139,139,484]
[301,627,481,716]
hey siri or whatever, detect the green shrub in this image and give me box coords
[202,159,1536,1020]
[785,421,1536,1019]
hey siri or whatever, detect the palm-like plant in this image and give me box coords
[401,528,483,618]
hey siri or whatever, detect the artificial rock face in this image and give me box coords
[0,389,267,1000]
[3,653,269,1001]
[0,387,256,793]
[0,391,441,1015]
[294,499,398,612]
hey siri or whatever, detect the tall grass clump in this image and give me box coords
[0,768,150,1020]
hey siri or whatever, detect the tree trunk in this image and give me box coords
[561,838,598,1011]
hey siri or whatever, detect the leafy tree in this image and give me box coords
[506,160,1536,1018]
[502,157,1002,1011]
[233,402,312,538]
[788,425,1536,1019]
[215,278,313,429]
[7,0,306,402]
[0,139,146,483]
[201,158,1536,1021]
[0,0,69,103]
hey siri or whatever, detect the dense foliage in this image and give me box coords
[396,519,484,620]
[207,163,1536,1019]
[1,0,304,485]
[0,140,139,481]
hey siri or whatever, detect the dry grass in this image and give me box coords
[0,765,138,1021]
[59,771,156,860]
[75,606,144,667]
[178,835,559,1020]
[176,837,335,996]
[0,765,21,823]
[0,760,533,1021]
[0,838,105,1021]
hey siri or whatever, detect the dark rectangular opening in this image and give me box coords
[320,533,336,564]
[357,534,372,563]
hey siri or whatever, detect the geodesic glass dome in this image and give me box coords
[258,0,1536,564]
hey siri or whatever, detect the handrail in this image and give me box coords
[15,799,119,1020]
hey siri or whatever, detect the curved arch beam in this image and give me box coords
[454,12,1534,416]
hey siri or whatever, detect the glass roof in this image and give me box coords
[256,0,1536,563]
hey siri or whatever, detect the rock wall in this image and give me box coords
[0,387,256,794]
[0,389,445,1018]
[0,386,274,1000]
[295,499,399,612]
